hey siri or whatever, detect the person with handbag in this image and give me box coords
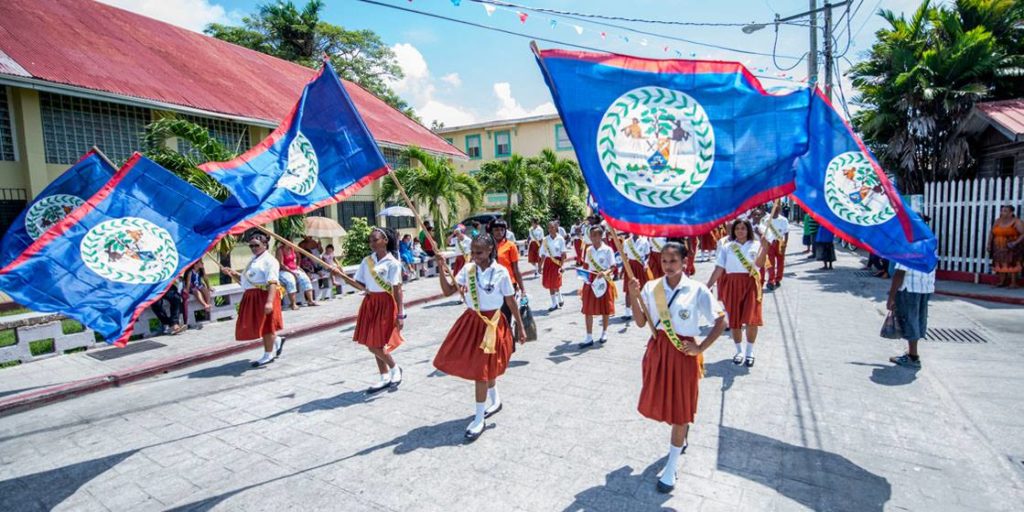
[627,241,726,494]
[886,260,935,369]
[349,227,405,393]
[706,220,769,368]
[579,225,617,348]
[433,234,527,441]
[538,220,567,311]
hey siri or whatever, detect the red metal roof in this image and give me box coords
[975,99,1024,141]
[0,0,463,158]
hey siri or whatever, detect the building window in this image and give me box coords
[176,114,251,158]
[494,130,512,157]
[384,201,415,230]
[465,134,482,160]
[337,200,377,230]
[40,93,150,165]
[0,188,27,237]
[382,146,411,169]
[307,207,327,217]
[555,124,572,151]
[0,88,15,161]
[997,156,1015,178]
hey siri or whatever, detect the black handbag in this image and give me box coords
[880,311,902,340]
[516,303,538,342]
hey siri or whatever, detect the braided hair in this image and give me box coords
[471,233,498,263]
[660,240,689,260]
[370,226,400,258]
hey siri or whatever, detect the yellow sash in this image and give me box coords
[363,255,393,293]
[652,277,704,377]
[543,236,562,267]
[586,247,618,301]
[627,239,655,280]
[466,263,502,354]
[766,220,787,251]
[650,238,664,252]
[730,242,763,303]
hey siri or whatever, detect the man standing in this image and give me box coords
[761,209,790,290]
[886,257,935,369]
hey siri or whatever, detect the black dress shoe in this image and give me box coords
[484,402,502,418]
[744,356,755,368]
[732,354,744,365]
[251,358,274,368]
[275,336,287,357]
[656,479,674,494]
[579,340,595,349]
[464,424,484,441]
[367,380,391,394]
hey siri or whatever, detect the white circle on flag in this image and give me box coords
[278,131,319,196]
[25,194,85,240]
[823,151,896,226]
[80,217,179,284]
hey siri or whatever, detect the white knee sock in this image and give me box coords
[734,343,743,355]
[745,342,755,358]
[474,402,486,424]
[488,387,499,406]
[551,295,558,307]
[257,351,274,364]
[379,372,390,383]
[660,443,684,485]
[389,365,401,378]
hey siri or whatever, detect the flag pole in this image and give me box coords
[90,146,117,169]
[385,170,456,286]
[253,225,362,289]
[606,226,658,337]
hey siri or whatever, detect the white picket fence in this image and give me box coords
[923,176,1024,274]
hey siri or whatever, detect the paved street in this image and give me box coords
[1,247,1023,511]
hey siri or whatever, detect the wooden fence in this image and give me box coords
[923,176,1024,275]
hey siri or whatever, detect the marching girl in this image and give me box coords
[527,219,544,273]
[571,221,586,260]
[433,235,527,440]
[648,236,667,279]
[622,234,652,321]
[538,220,567,311]
[760,208,790,290]
[220,233,285,368]
[706,220,768,368]
[627,241,726,494]
[697,228,718,262]
[451,225,472,275]
[349,227,405,393]
[579,225,617,348]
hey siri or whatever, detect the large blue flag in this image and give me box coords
[534,47,810,235]
[200,60,388,234]
[0,150,115,270]
[0,155,222,345]
[794,92,937,272]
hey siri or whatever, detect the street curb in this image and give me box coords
[0,262,555,417]
[935,289,1024,306]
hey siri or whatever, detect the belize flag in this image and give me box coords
[0,155,223,345]
[793,92,937,272]
[200,59,388,234]
[534,46,810,235]
[0,149,115,270]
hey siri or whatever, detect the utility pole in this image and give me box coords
[808,0,818,88]
[823,2,833,100]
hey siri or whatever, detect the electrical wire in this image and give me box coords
[830,0,857,60]
[468,0,807,28]
[851,0,884,41]
[772,23,809,71]
[832,58,854,121]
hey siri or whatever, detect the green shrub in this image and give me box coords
[342,217,373,265]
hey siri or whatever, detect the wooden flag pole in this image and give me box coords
[90,146,117,169]
[606,226,658,337]
[385,171,456,286]
[254,226,363,289]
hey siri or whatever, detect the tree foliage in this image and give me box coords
[341,217,372,265]
[205,0,414,118]
[476,154,547,221]
[850,0,1024,193]
[378,147,482,234]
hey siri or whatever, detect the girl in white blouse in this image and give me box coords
[349,227,405,393]
[628,241,726,494]
[220,233,285,368]
[579,225,617,347]
[433,234,527,441]
[706,220,768,368]
[538,220,567,311]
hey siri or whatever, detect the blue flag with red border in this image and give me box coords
[0,150,115,270]
[200,60,388,234]
[0,155,222,345]
[794,92,936,272]
[534,48,810,235]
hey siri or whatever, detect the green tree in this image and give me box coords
[341,217,372,265]
[378,147,482,234]
[476,154,547,222]
[205,0,414,118]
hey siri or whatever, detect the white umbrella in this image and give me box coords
[378,206,416,217]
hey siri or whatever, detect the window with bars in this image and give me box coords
[337,200,378,230]
[0,88,15,161]
[176,114,251,158]
[40,93,151,165]
[382,146,411,169]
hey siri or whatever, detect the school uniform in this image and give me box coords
[527,227,544,265]
[637,276,725,425]
[581,244,617,316]
[433,263,516,381]
[761,216,790,286]
[236,251,284,341]
[451,236,472,275]
[538,234,566,292]
[715,240,764,329]
[648,237,667,278]
[623,237,652,303]
[352,253,404,352]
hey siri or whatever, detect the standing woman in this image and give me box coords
[988,205,1024,288]
[451,225,473,275]
[539,220,567,311]
[622,234,652,321]
[433,235,527,440]
[579,225,617,347]
[527,220,543,273]
[706,220,768,367]
[220,234,285,368]
[627,242,726,493]
[648,236,667,279]
[815,226,836,271]
[350,227,405,393]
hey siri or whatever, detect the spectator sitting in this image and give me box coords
[150,280,186,335]
[399,234,419,280]
[182,261,212,323]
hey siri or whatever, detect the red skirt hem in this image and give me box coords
[353,292,404,352]
[527,241,541,264]
[719,273,762,328]
[541,257,563,291]
[235,288,283,341]
[433,309,512,381]
[637,332,701,425]
[581,281,616,316]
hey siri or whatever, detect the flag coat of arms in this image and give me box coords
[793,92,937,272]
[0,150,115,270]
[200,60,389,234]
[0,155,224,345]
[534,47,810,235]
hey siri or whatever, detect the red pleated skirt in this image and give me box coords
[573,239,584,258]
[353,291,404,352]
[528,241,540,264]
[581,280,616,316]
[625,259,650,302]
[649,251,664,279]
[453,255,466,275]
[433,309,513,381]
[637,332,702,425]
[541,257,562,291]
[235,288,283,341]
[698,233,717,251]
[719,273,762,329]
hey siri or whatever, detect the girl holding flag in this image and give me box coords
[221,233,285,368]
[527,219,544,272]
[627,241,726,494]
[433,235,527,441]
[579,225,617,348]
[622,234,652,321]
[351,227,405,393]
[538,220,566,311]
[451,225,472,275]
[706,220,769,368]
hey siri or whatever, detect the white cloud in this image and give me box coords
[493,82,556,119]
[388,43,476,127]
[440,73,462,88]
[96,0,234,32]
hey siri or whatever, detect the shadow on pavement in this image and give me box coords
[353,417,484,456]
[848,361,919,386]
[702,358,750,391]
[184,359,262,379]
[561,458,672,512]
[265,389,382,418]
[0,450,137,511]
[717,426,891,511]
[421,300,463,310]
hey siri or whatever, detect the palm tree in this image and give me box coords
[528,148,586,206]
[475,154,547,221]
[378,146,482,232]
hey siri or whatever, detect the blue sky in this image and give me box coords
[100,0,926,127]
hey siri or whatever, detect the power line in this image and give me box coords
[851,0,884,40]
[469,0,805,28]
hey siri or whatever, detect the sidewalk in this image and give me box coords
[934,279,1024,305]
